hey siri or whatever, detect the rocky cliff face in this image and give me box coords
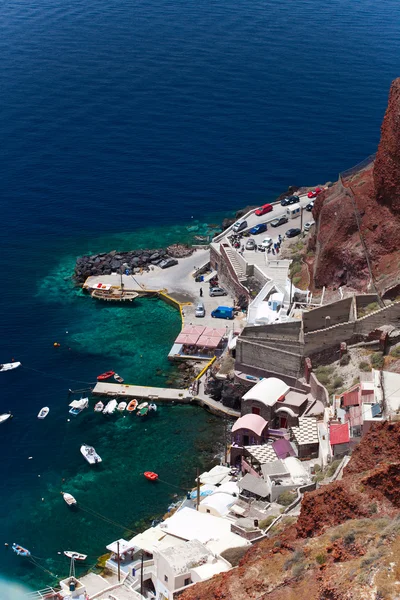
[179,421,400,600]
[310,78,400,293]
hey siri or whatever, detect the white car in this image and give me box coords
[304,221,315,232]
[261,237,273,248]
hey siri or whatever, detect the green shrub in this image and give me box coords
[277,490,297,506]
[369,502,378,515]
[314,464,322,472]
[292,563,306,578]
[326,460,341,477]
[359,360,371,372]
[370,352,384,369]
[333,376,344,389]
[316,372,330,385]
[340,353,350,366]
[315,553,326,565]
[290,262,302,276]
[284,550,304,571]
[343,531,355,546]
[258,515,276,529]
[313,472,325,483]
[390,346,400,358]
[315,365,334,376]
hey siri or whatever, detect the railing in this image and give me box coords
[340,153,376,182]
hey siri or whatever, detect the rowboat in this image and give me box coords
[114,373,124,383]
[0,412,12,424]
[127,399,138,412]
[0,362,21,372]
[94,401,104,412]
[144,471,158,481]
[103,399,117,414]
[137,402,149,417]
[62,492,77,506]
[12,543,31,557]
[97,371,115,381]
[38,407,50,419]
[64,550,87,561]
[117,401,127,411]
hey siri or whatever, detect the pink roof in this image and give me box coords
[232,414,268,437]
[181,325,206,335]
[202,327,226,337]
[175,332,201,345]
[329,423,350,446]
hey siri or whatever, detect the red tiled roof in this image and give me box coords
[329,423,350,446]
[341,387,360,407]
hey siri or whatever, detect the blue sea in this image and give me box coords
[1,0,400,590]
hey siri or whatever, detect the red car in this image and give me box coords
[255,203,273,216]
[307,187,323,199]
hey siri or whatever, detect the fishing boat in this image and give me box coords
[137,402,149,417]
[64,550,87,561]
[12,543,31,557]
[144,471,158,481]
[69,398,89,416]
[37,407,50,419]
[117,401,127,411]
[127,399,138,412]
[149,402,157,412]
[97,371,115,381]
[62,492,77,506]
[80,444,102,465]
[0,362,21,372]
[103,399,117,414]
[114,373,124,383]
[0,412,12,424]
[94,401,104,412]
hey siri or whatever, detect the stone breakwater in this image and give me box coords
[74,244,194,283]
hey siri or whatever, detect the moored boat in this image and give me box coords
[149,402,157,412]
[117,401,127,411]
[137,402,149,417]
[97,371,115,381]
[38,407,50,419]
[94,401,104,412]
[12,543,31,557]
[114,373,124,383]
[62,492,77,506]
[144,471,158,481]
[0,362,21,372]
[127,399,138,412]
[64,550,87,561]
[103,399,118,414]
[80,444,102,465]
[69,397,89,416]
[0,412,12,424]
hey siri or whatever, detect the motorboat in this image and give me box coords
[0,412,12,424]
[103,399,117,414]
[12,543,31,557]
[97,371,115,381]
[94,401,104,412]
[64,551,87,561]
[137,402,149,417]
[127,399,138,412]
[144,471,158,481]
[80,444,102,465]
[62,492,77,506]
[149,402,157,412]
[117,401,127,411]
[38,407,50,419]
[0,362,21,372]
[69,397,89,416]
[114,373,124,383]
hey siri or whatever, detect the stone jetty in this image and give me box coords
[74,243,195,283]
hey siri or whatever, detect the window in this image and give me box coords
[184,578,191,586]
[252,407,260,415]
[206,509,210,513]
[164,575,168,582]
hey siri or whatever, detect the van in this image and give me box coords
[286,205,300,219]
[211,306,234,320]
[195,302,205,318]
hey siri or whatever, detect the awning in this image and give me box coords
[238,473,269,498]
[69,398,88,408]
[181,325,206,336]
[196,335,221,348]
[175,332,201,345]
[106,538,136,555]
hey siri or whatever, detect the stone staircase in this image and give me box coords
[224,247,247,282]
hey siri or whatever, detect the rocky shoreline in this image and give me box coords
[74,243,195,283]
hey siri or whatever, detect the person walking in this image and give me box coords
[272,247,275,255]
[199,287,203,297]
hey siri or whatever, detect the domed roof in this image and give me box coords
[242,377,289,407]
[232,413,268,436]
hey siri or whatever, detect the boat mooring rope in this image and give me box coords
[21,365,95,386]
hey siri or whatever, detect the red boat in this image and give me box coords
[144,471,158,481]
[97,371,115,381]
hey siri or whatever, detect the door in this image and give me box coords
[280,416,288,428]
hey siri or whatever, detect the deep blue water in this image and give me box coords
[1,0,400,589]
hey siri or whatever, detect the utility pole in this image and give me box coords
[224,416,228,465]
[300,205,304,233]
[117,540,121,583]
[196,467,200,511]
[140,551,144,596]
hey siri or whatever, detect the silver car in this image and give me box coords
[209,286,228,297]
[232,220,248,233]
[245,238,256,250]
[195,302,205,317]
[304,221,315,232]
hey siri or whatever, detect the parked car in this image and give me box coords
[209,286,228,297]
[159,258,178,269]
[270,215,288,228]
[255,203,273,216]
[245,238,256,250]
[303,221,315,232]
[261,237,273,248]
[211,306,234,320]
[281,198,291,207]
[307,187,323,198]
[195,302,205,317]
[286,228,301,238]
[288,195,300,204]
[305,201,314,211]
[232,220,248,233]
[249,223,267,235]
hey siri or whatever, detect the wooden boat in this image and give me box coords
[97,371,115,381]
[127,399,138,412]
[64,550,87,561]
[0,412,12,424]
[0,362,21,372]
[38,407,50,419]
[62,492,77,506]
[94,401,104,412]
[12,543,31,557]
[117,401,127,411]
[114,373,124,383]
[137,402,149,417]
[144,471,158,481]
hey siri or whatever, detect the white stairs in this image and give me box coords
[224,247,247,282]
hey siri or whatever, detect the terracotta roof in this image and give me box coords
[329,423,350,446]
[341,387,360,407]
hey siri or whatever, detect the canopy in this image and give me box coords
[106,538,136,555]
[175,332,201,345]
[69,398,88,409]
[181,324,206,336]
[202,327,226,337]
[196,335,221,348]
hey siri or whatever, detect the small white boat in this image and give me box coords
[149,402,157,412]
[94,401,104,412]
[62,492,77,506]
[80,444,102,465]
[103,399,118,415]
[69,397,89,416]
[114,373,124,383]
[0,362,21,372]
[117,401,127,411]
[0,412,12,424]
[137,402,149,410]
[38,407,50,419]
[64,550,87,561]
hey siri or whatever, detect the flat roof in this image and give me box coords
[158,539,211,575]
[283,390,308,408]
[290,417,319,446]
[159,507,232,543]
[244,444,277,464]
